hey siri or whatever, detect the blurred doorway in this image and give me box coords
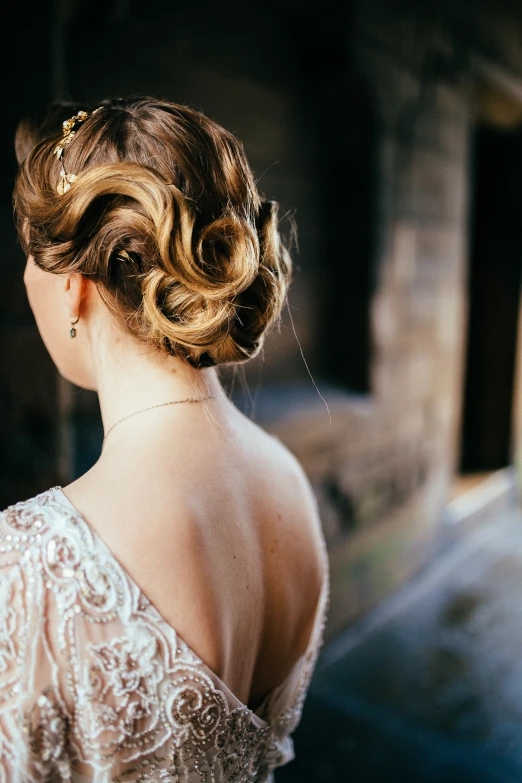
[460,105,522,472]
[317,70,378,394]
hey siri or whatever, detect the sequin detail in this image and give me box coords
[0,487,329,782]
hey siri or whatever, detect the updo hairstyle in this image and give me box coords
[13,97,293,368]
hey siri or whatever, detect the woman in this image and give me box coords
[1,97,329,782]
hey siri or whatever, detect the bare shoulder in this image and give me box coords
[252,426,327,579]
[261,429,320,519]
[245,425,327,682]
[255,422,319,502]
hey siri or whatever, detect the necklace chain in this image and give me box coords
[103,395,216,441]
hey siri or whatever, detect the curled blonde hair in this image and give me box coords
[13,97,293,368]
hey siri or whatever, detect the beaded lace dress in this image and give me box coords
[0,486,329,782]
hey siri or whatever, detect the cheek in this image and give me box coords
[23,258,95,389]
[25,258,63,333]
[24,258,67,360]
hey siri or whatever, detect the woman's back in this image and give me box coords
[63,397,327,711]
[0,416,329,781]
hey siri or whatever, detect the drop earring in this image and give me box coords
[69,315,79,338]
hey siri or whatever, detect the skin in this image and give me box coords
[23,255,326,711]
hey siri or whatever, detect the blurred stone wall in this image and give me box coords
[289,1,473,636]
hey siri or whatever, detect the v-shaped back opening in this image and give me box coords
[49,486,328,721]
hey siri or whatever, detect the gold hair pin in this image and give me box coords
[117,250,133,263]
[54,107,102,195]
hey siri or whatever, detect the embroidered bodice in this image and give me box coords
[0,486,329,782]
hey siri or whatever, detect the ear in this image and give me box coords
[63,271,88,317]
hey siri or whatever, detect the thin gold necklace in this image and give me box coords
[103,395,216,442]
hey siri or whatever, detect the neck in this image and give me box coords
[93,332,225,447]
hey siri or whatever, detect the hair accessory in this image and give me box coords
[116,250,134,263]
[54,107,102,195]
[70,314,80,338]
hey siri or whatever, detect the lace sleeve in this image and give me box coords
[0,503,74,782]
